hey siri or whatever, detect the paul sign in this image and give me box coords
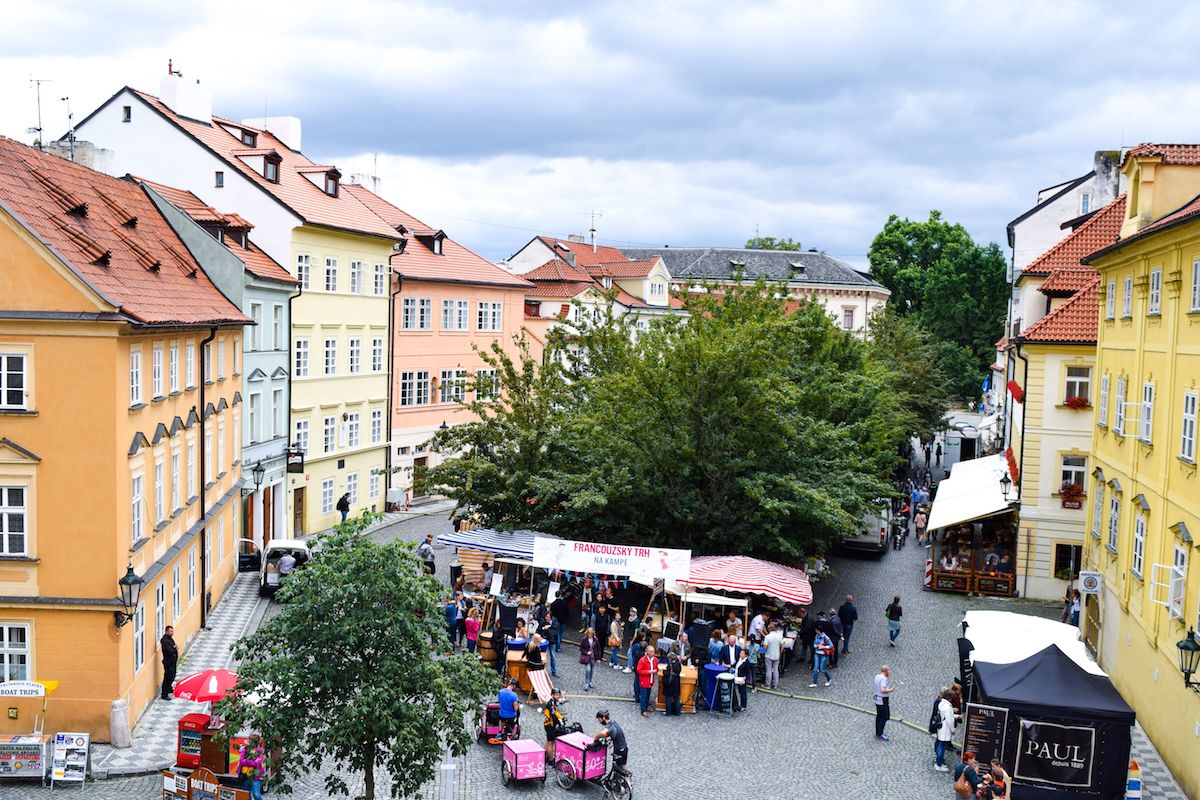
[1014,719,1095,788]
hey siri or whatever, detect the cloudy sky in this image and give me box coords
[4,0,1200,264]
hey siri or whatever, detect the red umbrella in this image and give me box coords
[685,556,813,605]
[173,669,239,703]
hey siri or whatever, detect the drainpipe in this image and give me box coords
[1015,342,1031,599]
[285,281,303,535]
[198,326,217,629]
[386,271,402,508]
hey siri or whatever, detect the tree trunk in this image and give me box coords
[363,740,376,800]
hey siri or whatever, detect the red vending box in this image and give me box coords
[176,713,211,769]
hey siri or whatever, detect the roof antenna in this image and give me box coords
[372,153,379,193]
[589,209,603,253]
[60,96,75,161]
[168,59,181,77]
[28,77,50,150]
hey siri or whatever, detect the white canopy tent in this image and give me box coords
[962,610,1105,676]
[927,453,1013,531]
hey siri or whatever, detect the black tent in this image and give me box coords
[972,645,1134,800]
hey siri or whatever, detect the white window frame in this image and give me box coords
[297,254,312,290]
[217,419,226,473]
[1065,365,1090,403]
[1192,258,1200,312]
[371,409,383,443]
[374,264,387,296]
[324,338,337,376]
[187,443,197,499]
[348,338,361,374]
[402,298,417,330]
[321,478,335,514]
[1170,545,1188,620]
[324,257,338,292]
[442,300,456,330]
[171,452,181,513]
[131,473,145,543]
[346,472,359,505]
[476,368,498,401]
[133,604,145,672]
[154,461,166,525]
[1132,514,1146,578]
[369,471,381,499]
[171,564,181,623]
[0,623,30,681]
[272,388,284,439]
[1182,391,1198,462]
[441,368,467,403]
[1141,382,1155,444]
[346,412,360,448]
[169,344,179,393]
[1122,276,1133,317]
[1149,269,1162,315]
[372,338,384,372]
[1060,455,1087,488]
[0,486,28,557]
[323,416,336,453]
[249,393,261,444]
[1114,378,1126,436]
[294,419,309,455]
[185,342,196,389]
[350,260,363,294]
[188,548,196,602]
[129,347,143,406]
[0,353,27,411]
[1106,281,1116,320]
[218,517,225,566]
[418,298,433,330]
[250,303,263,351]
[155,582,165,639]
[273,305,284,351]
[295,339,309,378]
[152,345,163,398]
[1098,375,1109,428]
[1107,495,1120,551]
[217,336,225,379]
[1091,480,1104,539]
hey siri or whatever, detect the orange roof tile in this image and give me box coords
[1022,196,1124,276]
[1040,266,1099,296]
[525,280,594,299]
[524,258,594,283]
[1123,143,1200,166]
[539,236,628,267]
[129,89,399,241]
[586,258,660,279]
[0,136,248,326]
[995,335,1009,349]
[1018,278,1100,345]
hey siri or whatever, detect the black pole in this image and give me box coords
[198,326,217,629]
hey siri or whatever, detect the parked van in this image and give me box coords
[259,538,311,597]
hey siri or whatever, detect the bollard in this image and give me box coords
[924,559,933,589]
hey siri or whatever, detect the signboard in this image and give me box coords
[51,731,89,784]
[545,580,561,606]
[532,538,691,582]
[489,573,503,596]
[189,766,223,800]
[163,768,249,800]
[0,736,46,779]
[285,447,305,475]
[162,770,187,800]
[1014,719,1096,788]
[933,572,970,593]
[0,680,46,697]
[1079,571,1103,595]
[963,703,1009,767]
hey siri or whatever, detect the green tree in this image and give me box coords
[744,235,802,251]
[216,514,493,800]
[866,307,952,440]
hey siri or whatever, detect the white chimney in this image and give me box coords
[159,72,212,123]
[241,116,302,151]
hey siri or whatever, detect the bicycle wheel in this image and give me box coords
[501,760,513,786]
[606,772,632,800]
[555,759,577,789]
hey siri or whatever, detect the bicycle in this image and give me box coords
[553,736,632,800]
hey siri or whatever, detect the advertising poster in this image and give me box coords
[51,731,89,783]
[1014,719,1096,788]
[533,538,691,582]
[0,736,45,778]
[962,703,1008,767]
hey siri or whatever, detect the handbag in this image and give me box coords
[608,634,621,647]
[954,771,972,798]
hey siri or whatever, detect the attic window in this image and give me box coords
[241,130,257,147]
[432,237,442,255]
[215,171,224,188]
[324,171,339,197]
[122,106,132,123]
[264,155,280,184]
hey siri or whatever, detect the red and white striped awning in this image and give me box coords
[684,556,813,606]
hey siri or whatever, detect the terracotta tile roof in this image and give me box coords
[1022,195,1125,276]
[1040,266,1099,296]
[995,335,1009,349]
[1085,192,1200,264]
[524,258,594,283]
[129,89,399,241]
[0,136,248,326]
[586,258,660,279]
[524,280,594,299]
[340,184,531,288]
[538,236,628,267]
[1017,278,1100,345]
[1123,143,1200,166]
[139,179,296,284]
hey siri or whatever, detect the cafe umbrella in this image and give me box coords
[173,669,240,703]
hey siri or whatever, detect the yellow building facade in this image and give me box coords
[1082,145,1200,800]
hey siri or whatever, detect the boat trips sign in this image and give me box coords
[533,538,691,582]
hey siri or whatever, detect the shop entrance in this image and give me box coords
[293,487,305,537]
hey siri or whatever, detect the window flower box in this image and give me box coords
[1060,481,1084,508]
[1064,395,1091,410]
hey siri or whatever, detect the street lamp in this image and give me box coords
[250,460,267,491]
[114,564,144,628]
[1178,628,1200,691]
[439,420,449,432]
[999,471,1013,502]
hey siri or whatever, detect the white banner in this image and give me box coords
[532,538,691,582]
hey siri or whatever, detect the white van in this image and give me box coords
[259,538,311,597]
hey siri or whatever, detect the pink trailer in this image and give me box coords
[553,731,608,783]
[501,738,546,786]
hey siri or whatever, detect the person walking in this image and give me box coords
[579,627,601,692]
[809,629,833,688]
[464,607,481,654]
[1070,589,1081,626]
[237,735,267,800]
[874,664,895,740]
[621,607,639,673]
[933,688,956,770]
[923,443,932,465]
[935,442,943,466]
[663,652,683,715]
[542,611,559,676]
[885,596,903,645]
[636,646,659,717]
[629,633,645,699]
[797,608,817,668]
[914,508,928,546]
[826,610,843,668]
[763,624,783,688]
[336,492,351,522]
[443,596,460,648]
[550,592,568,652]
[160,625,178,700]
[837,595,858,655]
[610,612,626,669]
[417,534,436,575]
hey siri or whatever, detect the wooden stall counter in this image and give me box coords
[654,664,697,714]
[506,650,532,696]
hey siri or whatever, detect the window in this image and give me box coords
[1108,495,1120,551]
[1122,276,1133,317]
[400,371,431,406]
[203,342,213,383]
[130,348,143,406]
[402,298,417,329]
[1065,365,1090,403]
[321,479,335,514]
[272,305,284,350]
[324,258,338,292]
[350,261,363,294]
[369,471,381,499]
[842,308,854,330]
[250,303,263,350]
[185,342,196,388]
[442,300,456,330]
[1132,514,1146,577]
[217,517,225,566]
[1170,545,1188,620]
[0,353,26,410]
[1183,392,1200,462]
[122,105,132,123]
[371,409,383,443]
[456,300,469,329]
[1053,543,1082,580]
[264,156,279,183]
[204,535,211,579]
[1106,281,1116,319]
[347,472,358,504]
[1114,379,1126,436]
[1148,269,1162,315]
[155,582,165,639]
[133,604,145,672]
[169,344,179,393]
[476,368,498,401]
[650,282,666,298]
[325,173,339,197]
[372,338,384,372]
[418,299,433,329]
[241,130,257,147]
[272,388,284,438]
[1192,258,1200,312]
[294,419,309,455]
[131,473,145,543]
[1080,192,1091,215]
[477,302,502,331]
[188,548,196,602]
[1061,455,1086,491]
[154,461,165,524]
[297,254,311,290]
[441,368,467,403]
[1091,480,1104,538]
[1098,375,1109,427]
[152,345,163,398]
[171,452,181,512]
[374,264,387,295]
[214,170,224,188]
[204,430,214,483]
[1141,382,1155,444]
[232,415,239,462]
[0,487,27,556]
[217,338,226,379]
[0,624,29,681]
[171,564,180,623]
[249,393,261,443]
[346,412,360,448]
[187,444,196,498]
[323,416,336,453]
[324,338,337,376]
[349,338,361,374]
[294,339,309,377]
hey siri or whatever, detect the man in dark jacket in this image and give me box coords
[160,626,178,700]
[797,608,818,668]
[837,595,859,654]
[826,610,843,667]
[663,652,683,715]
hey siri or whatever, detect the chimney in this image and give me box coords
[242,116,302,151]
[1093,150,1120,207]
[590,226,597,253]
[159,70,212,123]
[566,252,577,267]
[567,233,586,244]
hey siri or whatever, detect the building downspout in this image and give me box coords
[285,281,302,535]
[385,271,402,508]
[198,325,217,629]
[1015,342,1031,599]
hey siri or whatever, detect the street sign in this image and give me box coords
[285,447,304,475]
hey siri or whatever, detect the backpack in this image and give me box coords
[928,698,941,734]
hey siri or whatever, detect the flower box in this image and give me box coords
[1064,396,1091,410]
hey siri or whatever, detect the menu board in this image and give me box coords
[964,702,1009,766]
[51,731,89,784]
[0,735,46,779]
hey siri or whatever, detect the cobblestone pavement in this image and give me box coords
[7,500,1189,798]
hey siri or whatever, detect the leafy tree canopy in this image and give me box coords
[745,235,802,251]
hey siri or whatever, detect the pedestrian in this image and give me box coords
[885,596,903,645]
[629,634,645,698]
[933,688,956,771]
[874,664,895,740]
[543,687,567,762]
[336,492,351,522]
[465,607,481,654]
[837,595,858,655]
[160,625,178,700]
[454,592,467,647]
[935,442,943,465]
[579,580,595,634]
[635,644,658,717]
[914,508,928,545]
[481,561,494,593]
[809,629,833,688]
[732,646,751,711]
[663,652,683,715]
[550,592,568,652]
[763,623,783,688]
[826,610,843,668]
[443,596,459,648]
[797,608,817,668]
[622,608,639,674]
[542,611,559,676]
[237,734,266,800]
[608,612,624,669]
[745,632,761,689]
[416,534,436,575]
[954,751,982,795]
[579,627,601,691]
[1070,589,1081,626]
[924,443,931,464]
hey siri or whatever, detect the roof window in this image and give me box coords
[241,130,257,147]
[323,169,340,197]
[122,105,132,123]
[264,154,281,184]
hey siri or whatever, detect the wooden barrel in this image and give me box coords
[477,631,497,665]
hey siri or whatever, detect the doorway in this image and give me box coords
[243,494,255,548]
[263,485,274,542]
[293,487,305,537]
[412,456,428,499]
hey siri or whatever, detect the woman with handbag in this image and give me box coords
[579,627,602,692]
[954,751,982,798]
[238,735,267,800]
[609,615,624,668]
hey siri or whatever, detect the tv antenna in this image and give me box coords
[589,209,603,253]
[60,96,75,161]
[28,77,50,149]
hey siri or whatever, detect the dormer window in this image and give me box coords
[323,170,340,197]
[432,237,442,255]
[241,130,257,147]
[264,154,281,184]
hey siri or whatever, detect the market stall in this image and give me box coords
[682,555,813,607]
[0,679,59,783]
[926,454,1018,596]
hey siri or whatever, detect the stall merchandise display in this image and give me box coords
[0,735,47,779]
[50,731,89,786]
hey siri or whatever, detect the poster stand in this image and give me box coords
[49,731,89,790]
